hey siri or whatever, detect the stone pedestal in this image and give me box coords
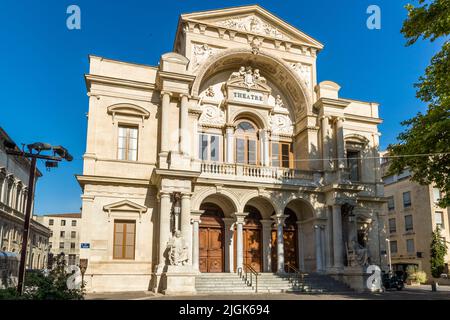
[329,266,382,293]
[168,151,191,170]
[163,266,198,295]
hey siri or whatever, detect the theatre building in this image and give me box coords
[77,5,387,293]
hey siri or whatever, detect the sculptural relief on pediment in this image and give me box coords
[216,15,289,40]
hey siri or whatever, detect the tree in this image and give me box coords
[430,226,448,278]
[387,0,450,208]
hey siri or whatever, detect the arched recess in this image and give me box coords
[191,48,312,118]
[284,197,316,221]
[192,188,239,216]
[243,196,278,219]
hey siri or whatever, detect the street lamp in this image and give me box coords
[386,238,392,274]
[3,140,72,295]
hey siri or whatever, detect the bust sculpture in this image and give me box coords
[167,231,189,266]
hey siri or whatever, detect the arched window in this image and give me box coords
[235,120,258,165]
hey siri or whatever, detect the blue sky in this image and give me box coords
[0,0,442,215]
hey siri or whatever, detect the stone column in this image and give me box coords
[179,94,189,155]
[190,210,203,272]
[234,213,246,271]
[160,91,172,154]
[332,204,344,269]
[314,225,323,272]
[261,219,273,272]
[260,130,270,166]
[223,218,235,272]
[272,214,288,273]
[296,222,305,271]
[181,193,192,264]
[158,191,171,266]
[335,117,345,169]
[225,125,235,163]
[321,116,331,171]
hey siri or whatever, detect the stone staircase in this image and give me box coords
[195,272,353,294]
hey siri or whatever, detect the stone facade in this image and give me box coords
[0,127,50,273]
[381,157,450,281]
[77,5,387,293]
[35,213,81,267]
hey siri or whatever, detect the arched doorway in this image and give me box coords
[234,205,263,272]
[271,208,298,272]
[199,203,225,273]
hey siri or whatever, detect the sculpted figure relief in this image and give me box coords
[347,238,370,267]
[228,66,267,88]
[167,231,189,266]
[193,43,213,69]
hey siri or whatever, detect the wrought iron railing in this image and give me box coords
[285,263,307,290]
[237,264,259,293]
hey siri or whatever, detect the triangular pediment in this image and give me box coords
[181,5,323,49]
[103,200,147,213]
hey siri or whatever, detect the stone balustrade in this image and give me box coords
[200,162,317,184]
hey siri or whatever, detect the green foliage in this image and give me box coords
[388,0,450,208]
[430,226,448,278]
[0,253,85,300]
[406,265,428,283]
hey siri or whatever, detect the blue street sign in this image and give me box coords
[80,243,90,249]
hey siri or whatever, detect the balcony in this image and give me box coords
[199,162,321,186]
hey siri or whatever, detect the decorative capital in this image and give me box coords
[271,214,289,226]
[160,91,173,98]
[233,212,247,224]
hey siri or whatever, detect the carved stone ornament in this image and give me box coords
[270,114,293,135]
[199,105,225,126]
[192,43,214,70]
[228,66,267,88]
[167,231,189,266]
[205,86,215,97]
[291,63,311,87]
[217,15,288,40]
[250,37,263,54]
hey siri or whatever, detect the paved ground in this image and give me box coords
[86,285,450,300]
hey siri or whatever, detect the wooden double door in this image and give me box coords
[199,215,224,273]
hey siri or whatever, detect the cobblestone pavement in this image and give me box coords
[86,285,450,300]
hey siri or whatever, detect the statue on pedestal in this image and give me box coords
[347,238,369,267]
[167,231,189,266]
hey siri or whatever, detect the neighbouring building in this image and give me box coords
[0,127,50,284]
[381,154,450,281]
[35,213,81,267]
[77,5,387,294]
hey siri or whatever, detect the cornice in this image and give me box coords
[76,174,152,187]
[85,74,156,93]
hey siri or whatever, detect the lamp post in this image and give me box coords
[3,140,72,295]
[386,238,392,274]
[79,259,88,289]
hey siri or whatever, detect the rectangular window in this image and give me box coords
[49,219,54,226]
[236,138,245,164]
[271,143,280,167]
[59,242,64,249]
[347,150,360,181]
[406,239,415,253]
[271,142,292,168]
[113,220,136,260]
[390,240,398,254]
[247,140,257,165]
[389,218,396,233]
[68,254,76,266]
[70,242,76,249]
[403,191,412,208]
[60,231,65,238]
[61,220,66,226]
[281,143,290,168]
[118,125,138,161]
[72,220,77,227]
[433,188,441,203]
[435,211,444,229]
[199,134,220,162]
[405,215,413,231]
[387,196,395,211]
[71,231,76,239]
